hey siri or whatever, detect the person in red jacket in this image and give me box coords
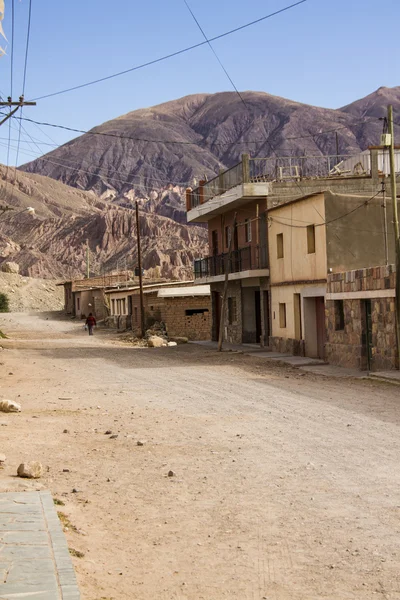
[85,313,96,336]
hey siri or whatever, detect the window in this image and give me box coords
[225,226,232,249]
[334,300,345,331]
[245,219,252,243]
[185,308,209,316]
[277,233,284,258]
[307,224,316,254]
[111,299,115,315]
[150,305,154,312]
[279,303,287,328]
[228,297,237,324]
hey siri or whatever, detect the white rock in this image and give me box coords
[0,399,21,413]
[1,261,19,274]
[17,461,43,479]
[148,335,167,348]
[167,341,178,347]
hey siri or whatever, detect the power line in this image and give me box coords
[14,114,379,148]
[183,0,248,109]
[22,0,33,95]
[31,0,307,102]
[269,189,383,229]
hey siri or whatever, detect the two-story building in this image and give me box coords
[187,149,398,354]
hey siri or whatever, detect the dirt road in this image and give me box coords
[0,313,400,600]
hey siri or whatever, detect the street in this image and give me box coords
[0,313,400,600]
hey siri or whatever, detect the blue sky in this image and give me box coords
[0,0,399,166]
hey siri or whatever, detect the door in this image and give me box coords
[263,291,270,343]
[315,296,326,359]
[362,299,372,371]
[255,291,262,344]
[294,293,302,340]
[212,291,221,342]
[211,230,218,255]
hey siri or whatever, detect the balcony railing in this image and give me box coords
[186,152,372,211]
[194,245,268,279]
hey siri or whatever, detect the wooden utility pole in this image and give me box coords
[135,201,145,337]
[86,239,90,279]
[218,213,237,352]
[0,96,36,127]
[388,105,400,367]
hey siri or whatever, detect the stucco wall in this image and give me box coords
[325,191,397,272]
[268,193,327,285]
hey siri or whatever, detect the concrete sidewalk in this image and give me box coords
[0,490,80,599]
[192,341,368,379]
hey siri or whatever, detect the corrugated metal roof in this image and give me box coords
[157,285,211,298]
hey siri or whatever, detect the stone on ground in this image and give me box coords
[0,399,22,412]
[148,335,167,348]
[17,461,43,479]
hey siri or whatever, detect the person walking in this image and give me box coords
[85,313,96,336]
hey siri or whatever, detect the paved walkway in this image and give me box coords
[0,491,80,599]
[192,341,370,379]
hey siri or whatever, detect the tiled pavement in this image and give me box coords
[0,490,80,599]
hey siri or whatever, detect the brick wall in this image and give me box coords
[163,296,211,340]
[326,264,397,371]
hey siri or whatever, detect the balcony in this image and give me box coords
[186,152,372,222]
[194,245,269,282]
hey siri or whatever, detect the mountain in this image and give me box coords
[7,86,400,280]
[0,165,207,279]
[20,87,400,214]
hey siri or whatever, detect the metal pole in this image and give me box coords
[135,201,145,337]
[388,105,400,367]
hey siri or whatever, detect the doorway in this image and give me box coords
[294,293,302,340]
[303,296,325,359]
[255,291,262,344]
[315,297,326,359]
[362,299,372,371]
[263,290,270,344]
[212,291,221,342]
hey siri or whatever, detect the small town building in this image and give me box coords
[187,148,396,350]
[326,265,397,371]
[105,281,211,340]
[267,190,397,359]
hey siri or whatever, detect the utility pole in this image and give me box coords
[0,96,36,128]
[135,201,145,337]
[86,239,90,279]
[218,213,237,352]
[388,105,400,367]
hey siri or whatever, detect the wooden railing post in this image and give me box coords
[242,153,250,183]
[185,188,192,211]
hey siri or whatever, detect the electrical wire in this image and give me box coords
[183,0,248,109]
[14,114,379,148]
[269,189,383,229]
[31,0,307,102]
[22,0,33,95]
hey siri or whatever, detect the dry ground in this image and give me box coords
[0,312,400,600]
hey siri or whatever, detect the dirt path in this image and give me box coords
[1,313,400,600]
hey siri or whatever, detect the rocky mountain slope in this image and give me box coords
[0,271,64,312]
[0,166,207,279]
[21,87,400,220]
[5,85,400,280]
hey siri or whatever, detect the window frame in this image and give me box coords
[307,224,316,254]
[277,233,284,259]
